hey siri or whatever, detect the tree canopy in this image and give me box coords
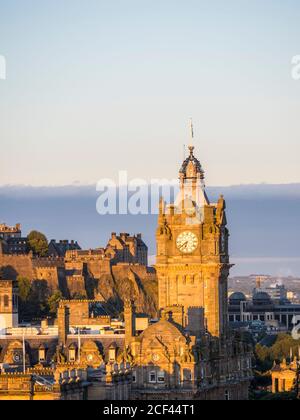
[17,276,31,302]
[27,230,49,257]
[255,333,300,372]
[47,290,63,315]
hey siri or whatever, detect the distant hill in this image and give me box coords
[0,183,299,277]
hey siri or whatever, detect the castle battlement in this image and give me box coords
[0,223,21,234]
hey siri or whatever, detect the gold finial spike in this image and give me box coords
[189,118,194,146]
[189,118,195,156]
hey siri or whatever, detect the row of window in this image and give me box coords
[132,370,194,384]
[229,314,273,322]
[175,275,202,285]
[132,371,165,384]
[131,371,231,399]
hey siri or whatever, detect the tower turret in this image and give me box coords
[177,142,209,210]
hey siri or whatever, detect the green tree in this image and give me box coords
[47,290,63,315]
[255,333,300,374]
[17,276,31,302]
[27,231,49,257]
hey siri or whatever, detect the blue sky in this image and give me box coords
[0,0,299,186]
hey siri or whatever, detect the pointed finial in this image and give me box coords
[188,118,195,157]
[189,117,194,146]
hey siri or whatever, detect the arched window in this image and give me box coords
[4,295,9,308]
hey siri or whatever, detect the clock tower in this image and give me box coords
[156,144,230,338]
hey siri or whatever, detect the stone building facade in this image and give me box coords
[0,223,28,255]
[271,358,298,394]
[0,280,18,329]
[228,291,300,331]
[0,371,88,401]
[48,240,81,258]
[106,233,148,266]
[58,300,111,327]
[0,299,130,400]
[0,223,21,240]
[0,364,132,400]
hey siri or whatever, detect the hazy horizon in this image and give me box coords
[1,181,300,188]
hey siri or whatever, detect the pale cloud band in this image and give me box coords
[0,54,6,80]
[291,55,300,80]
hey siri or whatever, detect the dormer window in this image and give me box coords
[149,371,156,383]
[39,347,46,362]
[69,345,76,362]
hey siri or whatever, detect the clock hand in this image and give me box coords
[179,241,188,250]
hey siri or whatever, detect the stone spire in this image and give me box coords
[179,120,205,181]
[177,121,208,208]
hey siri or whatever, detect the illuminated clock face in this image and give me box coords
[87,354,94,362]
[176,231,198,254]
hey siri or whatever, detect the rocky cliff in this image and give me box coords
[92,265,158,318]
[0,252,158,318]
